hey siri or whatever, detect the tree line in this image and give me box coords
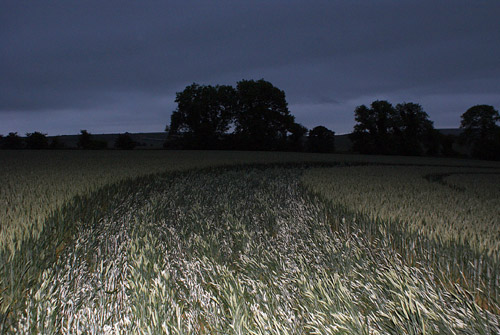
[164,79,499,159]
[0,131,137,150]
[1,79,499,159]
[350,101,500,160]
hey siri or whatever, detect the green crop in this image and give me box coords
[303,165,500,310]
[1,150,499,333]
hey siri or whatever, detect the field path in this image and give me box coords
[11,166,499,334]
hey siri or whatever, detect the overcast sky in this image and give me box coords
[2,1,500,135]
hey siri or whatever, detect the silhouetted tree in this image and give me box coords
[77,130,107,150]
[49,136,66,149]
[350,100,396,154]
[460,105,500,160]
[234,79,295,150]
[1,132,24,149]
[393,103,437,156]
[114,132,136,150]
[165,79,305,151]
[167,83,236,149]
[287,123,308,151]
[25,132,49,149]
[77,130,92,149]
[308,126,335,153]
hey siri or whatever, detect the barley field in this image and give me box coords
[1,150,499,334]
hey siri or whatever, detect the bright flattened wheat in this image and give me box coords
[9,166,500,333]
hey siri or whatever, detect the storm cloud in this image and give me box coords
[1,0,499,135]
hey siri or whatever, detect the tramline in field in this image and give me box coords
[1,151,499,334]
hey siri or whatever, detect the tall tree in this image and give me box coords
[308,126,335,153]
[168,83,236,149]
[394,103,437,156]
[350,100,396,154]
[235,79,295,150]
[460,105,500,160]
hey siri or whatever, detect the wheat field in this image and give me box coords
[1,150,499,334]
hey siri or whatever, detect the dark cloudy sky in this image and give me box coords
[2,1,500,135]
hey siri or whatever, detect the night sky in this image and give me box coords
[2,1,500,136]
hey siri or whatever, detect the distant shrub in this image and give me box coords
[49,136,66,149]
[114,133,136,150]
[308,126,335,153]
[77,130,107,150]
[1,132,24,149]
[26,132,49,149]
